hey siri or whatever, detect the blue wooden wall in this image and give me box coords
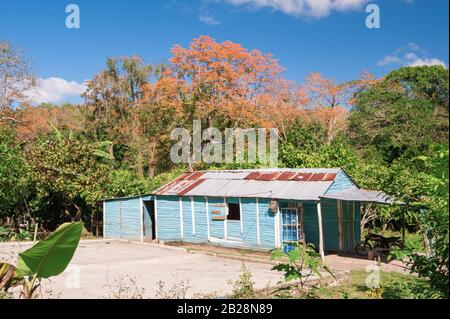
[104,197,141,240]
[326,170,357,193]
[153,195,278,250]
[103,168,362,252]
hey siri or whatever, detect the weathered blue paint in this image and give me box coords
[321,199,339,251]
[103,173,364,253]
[208,197,225,239]
[341,201,361,252]
[326,170,357,193]
[104,197,141,240]
[303,201,320,249]
[258,199,276,249]
[241,198,259,247]
[193,196,209,241]
[224,197,242,240]
[155,195,181,242]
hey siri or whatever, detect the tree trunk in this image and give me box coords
[136,148,144,177]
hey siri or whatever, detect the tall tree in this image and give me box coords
[0,41,35,112]
[83,56,154,174]
[166,36,306,131]
[303,72,374,144]
[349,65,449,163]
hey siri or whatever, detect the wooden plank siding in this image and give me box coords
[155,195,182,242]
[325,170,357,193]
[102,166,363,252]
[104,197,142,240]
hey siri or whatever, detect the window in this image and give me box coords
[227,203,240,221]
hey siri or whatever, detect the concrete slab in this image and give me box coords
[0,240,285,298]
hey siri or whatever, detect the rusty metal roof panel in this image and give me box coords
[322,173,337,181]
[182,179,232,197]
[178,179,206,195]
[276,172,297,181]
[154,179,200,195]
[256,172,281,181]
[202,171,250,180]
[308,173,326,181]
[244,172,262,180]
[181,179,333,200]
[293,173,313,181]
[153,168,343,199]
[185,172,204,180]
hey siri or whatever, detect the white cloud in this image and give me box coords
[378,54,401,66]
[378,43,446,68]
[199,13,221,25]
[26,77,87,104]
[225,0,369,18]
[404,53,446,67]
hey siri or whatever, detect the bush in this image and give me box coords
[228,263,258,299]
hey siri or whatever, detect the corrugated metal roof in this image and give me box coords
[153,168,341,200]
[321,189,393,204]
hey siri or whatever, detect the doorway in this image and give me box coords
[143,200,156,241]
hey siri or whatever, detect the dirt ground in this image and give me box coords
[169,242,410,273]
[0,240,286,298]
[0,240,408,299]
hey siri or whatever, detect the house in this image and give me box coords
[102,168,391,258]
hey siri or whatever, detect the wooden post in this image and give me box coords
[256,198,260,246]
[223,197,228,240]
[317,201,325,263]
[179,197,184,239]
[140,197,144,242]
[33,222,38,243]
[337,200,343,252]
[102,201,106,239]
[154,196,158,240]
[190,197,195,236]
[205,197,209,240]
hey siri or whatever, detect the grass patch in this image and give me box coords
[321,270,432,299]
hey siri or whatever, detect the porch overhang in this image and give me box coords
[320,189,393,205]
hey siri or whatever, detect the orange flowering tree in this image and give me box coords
[159,36,306,137]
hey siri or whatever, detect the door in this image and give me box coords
[209,201,227,239]
[340,201,356,253]
[143,200,155,241]
[281,207,303,252]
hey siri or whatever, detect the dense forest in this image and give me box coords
[1,36,448,296]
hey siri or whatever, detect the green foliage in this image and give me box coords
[0,128,31,221]
[271,243,334,297]
[17,222,83,278]
[26,139,109,228]
[319,270,436,299]
[349,65,448,163]
[0,226,32,242]
[280,135,359,172]
[407,146,448,297]
[106,169,155,197]
[227,263,258,299]
[0,222,83,299]
[382,271,445,299]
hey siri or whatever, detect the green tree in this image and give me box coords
[404,146,448,297]
[0,128,30,224]
[349,65,449,163]
[26,139,109,228]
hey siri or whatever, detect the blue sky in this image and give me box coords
[0,0,448,104]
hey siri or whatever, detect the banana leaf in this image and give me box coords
[16,222,83,279]
[0,262,23,290]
